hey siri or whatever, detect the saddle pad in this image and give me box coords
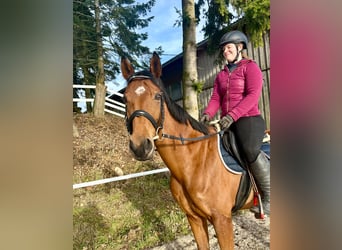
[217,135,271,174]
[261,142,271,158]
[217,135,245,174]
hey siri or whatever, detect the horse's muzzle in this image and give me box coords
[129,138,154,161]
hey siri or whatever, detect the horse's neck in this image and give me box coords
[162,111,201,142]
[155,113,209,179]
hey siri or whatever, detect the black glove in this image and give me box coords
[200,114,210,123]
[219,115,234,131]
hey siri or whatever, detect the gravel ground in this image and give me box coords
[149,211,270,250]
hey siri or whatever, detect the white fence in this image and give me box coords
[73,168,169,189]
[73,84,126,118]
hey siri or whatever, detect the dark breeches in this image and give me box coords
[231,115,265,163]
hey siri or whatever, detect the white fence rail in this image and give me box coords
[73,168,169,189]
[73,84,125,118]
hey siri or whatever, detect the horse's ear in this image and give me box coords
[150,52,162,78]
[121,56,135,80]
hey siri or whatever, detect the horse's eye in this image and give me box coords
[154,93,161,100]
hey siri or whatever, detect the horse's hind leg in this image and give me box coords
[212,213,234,250]
[187,214,209,250]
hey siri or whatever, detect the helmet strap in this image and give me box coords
[230,44,242,63]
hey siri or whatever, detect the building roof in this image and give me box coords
[161,38,209,68]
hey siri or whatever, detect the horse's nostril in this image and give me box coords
[144,138,153,149]
[129,140,135,152]
[129,138,154,160]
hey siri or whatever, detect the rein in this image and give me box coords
[160,131,223,144]
[125,73,222,144]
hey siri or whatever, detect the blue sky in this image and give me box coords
[108,1,205,92]
[140,1,205,63]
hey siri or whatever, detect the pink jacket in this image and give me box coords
[204,59,263,121]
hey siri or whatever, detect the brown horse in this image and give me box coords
[121,52,255,250]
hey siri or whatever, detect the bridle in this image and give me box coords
[125,74,222,143]
[125,74,165,141]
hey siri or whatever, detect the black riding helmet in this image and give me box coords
[219,30,248,49]
[220,30,248,63]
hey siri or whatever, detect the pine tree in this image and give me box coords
[73,0,156,114]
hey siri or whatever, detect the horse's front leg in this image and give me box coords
[170,176,209,250]
[186,214,210,250]
[212,213,234,250]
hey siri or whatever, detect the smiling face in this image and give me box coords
[222,43,243,63]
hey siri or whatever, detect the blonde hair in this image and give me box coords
[241,48,250,60]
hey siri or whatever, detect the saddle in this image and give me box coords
[222,130,246,170]
[220,130,270,213]
[221,130,251,212]
[222,130,271,162]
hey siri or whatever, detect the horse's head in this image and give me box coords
[121,52,163,161]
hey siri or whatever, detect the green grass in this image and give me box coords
[73,173,191,250]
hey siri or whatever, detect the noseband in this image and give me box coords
[125,74,165,140]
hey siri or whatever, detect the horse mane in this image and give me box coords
[128,70,209,135]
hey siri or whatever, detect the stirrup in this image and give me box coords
[251,192,265,219]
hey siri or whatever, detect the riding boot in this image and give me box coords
[249,151,271,216]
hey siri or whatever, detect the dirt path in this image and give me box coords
[149,211,270,250]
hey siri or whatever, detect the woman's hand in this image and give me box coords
[219,115,234,130]
[200,114,210,124]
